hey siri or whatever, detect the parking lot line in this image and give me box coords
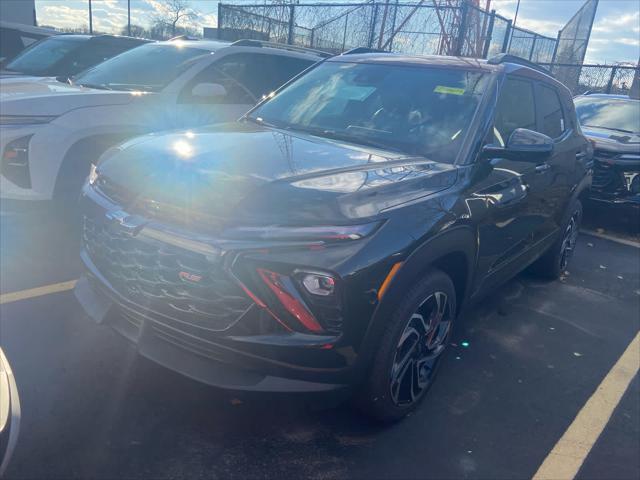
[581,229,640,249]
[533,331,640,480]
[0,280,77,305]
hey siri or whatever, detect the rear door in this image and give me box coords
[530,81,577,240]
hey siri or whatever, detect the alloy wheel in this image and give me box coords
[389,291,451,406]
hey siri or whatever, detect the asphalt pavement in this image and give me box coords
[0,206,639,479]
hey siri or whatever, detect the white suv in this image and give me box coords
[0,39,325,209]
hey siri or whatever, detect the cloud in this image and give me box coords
[514,18,563,37]
[592,11,639,34]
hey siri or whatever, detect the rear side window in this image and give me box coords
[213,53,314,98]
[537,84,566,138]
[494,77,536,145]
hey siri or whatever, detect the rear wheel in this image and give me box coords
[530,199,582,279]
[356,269,456,423]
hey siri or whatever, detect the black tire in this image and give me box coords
[530,199,583,280]
[356,268,457,423]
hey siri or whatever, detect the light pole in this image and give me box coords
[507,0,521,51]
[128,0,131,36]
[88,0,93,34]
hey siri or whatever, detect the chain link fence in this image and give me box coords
[217,1,638,97]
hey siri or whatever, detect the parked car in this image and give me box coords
[0,348,20,477]
[0,21,56,65]
[574,93,639,209]
[0,39,325,211]
[74,52,591,422]
[1,34,150,80]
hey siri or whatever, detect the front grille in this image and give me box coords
[592,151,626,193]
[83,216,253,331]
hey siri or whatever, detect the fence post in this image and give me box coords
[502,19,512,53]
[217,3,223,39]
[455,0,470,56]
[606,66,618,94]
[483,9,496,58]
[529,34,538,61]
[287,3,295,45]
[342,12,349,52]
[550,29,561,67]
[388,0,399,51]
[368,3,379,48]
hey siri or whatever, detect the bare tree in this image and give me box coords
[150,0,197,38]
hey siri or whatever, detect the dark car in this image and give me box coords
[1,34,149,80]
[74,53,591,422]
[0,21,56,65]
[574,94,640,209]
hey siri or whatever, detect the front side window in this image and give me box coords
[574,96,640,134]
[249,61,489,163]
[73,43,209,92]
[5,36,87,75]
[493,77,536,145]
[537,84,566,138]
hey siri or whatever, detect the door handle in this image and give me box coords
[576,151,588,159]
[535,163,551,173]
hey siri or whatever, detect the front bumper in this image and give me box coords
[590,156,640,209]
[73,184,372,394]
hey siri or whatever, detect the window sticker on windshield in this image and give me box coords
[434,85,465,95]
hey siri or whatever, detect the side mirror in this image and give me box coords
[482,128,553,162]
[191,82,227,98]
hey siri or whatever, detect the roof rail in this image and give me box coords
[342,47,389,55]
[230,39,331,58]
[487,53,551,75]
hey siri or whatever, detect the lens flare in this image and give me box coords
[172,140,194,159]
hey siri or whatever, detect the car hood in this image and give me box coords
[0,77,136,115]
[96,122,458,226]
[582,126,640,154]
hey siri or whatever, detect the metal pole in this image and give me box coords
[483,9,496,58]
[377,0,391,49]
[217,3,222,39]
[342,12,349,52]
[507,0,520,50]
[529,34,537,61]
[89,0,93,34]
[287,3,295,45]
[606,66,617,94]
[388,0,399,51]
[502,19,512,53]
[127,0,131,36]
[368,3,379,48]
[455,0,470,56]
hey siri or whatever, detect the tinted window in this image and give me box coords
[74,43,208,92]
[538,84,565,138]
[5,36,87,75]
[250,61,489,163]
[574,96,640,134]
[0,29,23,62]
[179,63,255,104]
[494,77,536,145]
[55,39,144,76]
[214,53,314,98]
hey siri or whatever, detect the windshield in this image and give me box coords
[575,96,640,134]
[249,61,489,162]
[73,43,208,92]
[5,36,87,75]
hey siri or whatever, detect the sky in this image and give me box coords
[31,0,640,64]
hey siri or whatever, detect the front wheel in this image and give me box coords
[356,269,457,423]
[530,199,582,279]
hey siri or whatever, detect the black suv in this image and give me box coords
[75,52,591,421]
[574,93,639,209]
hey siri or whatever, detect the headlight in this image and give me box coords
[0,115,57,126]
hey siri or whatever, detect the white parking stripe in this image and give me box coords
[581,229,640,249]
[0,280,77,305]
[533,331,640,480]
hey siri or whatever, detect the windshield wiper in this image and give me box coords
[77,82,112,91]
[583,124,635,134]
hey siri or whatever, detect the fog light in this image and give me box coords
[301,273,336,297]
